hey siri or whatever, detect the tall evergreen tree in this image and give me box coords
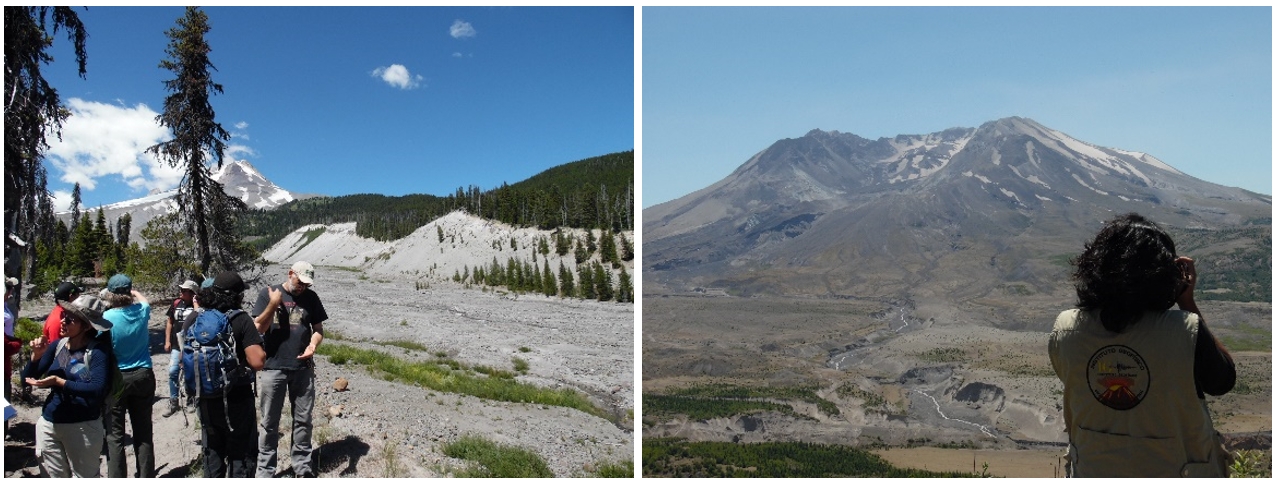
[558,261,574,298]
[617,266,632,303]
[147,6,233,275]
[69,182,82,234]
[4,6,88,291]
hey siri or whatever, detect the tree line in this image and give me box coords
[241,151,634,249]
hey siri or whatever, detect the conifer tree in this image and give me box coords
[577,263,596,300]
[558,261,574,298]
[147,6,236,275]
[542,260,556,296]
[617,266,632,303]
[5,6,88,291]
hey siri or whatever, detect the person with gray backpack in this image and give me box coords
[185,271,264,477]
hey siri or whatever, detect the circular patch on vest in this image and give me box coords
[1086,345,1150,411]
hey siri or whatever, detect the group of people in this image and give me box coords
[16,261,329,478]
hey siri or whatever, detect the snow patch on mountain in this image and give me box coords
[963,171,991,184]
[1070,173,1109,196]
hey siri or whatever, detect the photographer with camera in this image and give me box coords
[1049,213,1235,477]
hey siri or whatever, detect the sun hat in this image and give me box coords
[59,294,113,332]
[178,280,199,292]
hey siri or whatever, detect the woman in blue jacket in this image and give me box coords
[23,294,114,478]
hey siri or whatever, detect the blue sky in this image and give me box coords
[40,6,633,211]
[642,6,1272,208]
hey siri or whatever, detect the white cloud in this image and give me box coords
[371,64,424,90]
[45,99,182,194]
[450,20,476,39]
[234,121,248,130]
[453,52,463,58]
[49,190,73,212]
[225,144,257,162]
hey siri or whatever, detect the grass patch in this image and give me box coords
[317,343,608,420]
[442,434,553,478]
[292,226,327,254]
[644,394,801,421]
[916,347,966,363]
[1219,324,1272,353]
[512,357,529,374]
[667,383,840,417]
[593,460,634,478]
[379,339,429,352]
[518,346,532,353]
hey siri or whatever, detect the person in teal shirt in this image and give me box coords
[100,274,155,478]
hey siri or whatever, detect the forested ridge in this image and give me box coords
[242,150,633,249]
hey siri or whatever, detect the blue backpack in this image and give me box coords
[181,309,246,398]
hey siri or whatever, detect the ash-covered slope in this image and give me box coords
[644,117,1270,314]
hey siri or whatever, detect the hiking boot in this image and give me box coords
[186,396,198,412]
[162,398,180,418]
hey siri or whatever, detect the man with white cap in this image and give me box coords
[252,261,328,478]
[163,280,200,417]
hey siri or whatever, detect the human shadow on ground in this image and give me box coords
[318,435,371,476]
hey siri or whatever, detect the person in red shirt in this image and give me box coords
[41,282,83,344]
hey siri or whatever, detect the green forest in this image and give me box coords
[242,151,633,249]
[642,439,978,477]
[644,383,840,423]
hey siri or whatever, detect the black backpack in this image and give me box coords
[180,309,246,398]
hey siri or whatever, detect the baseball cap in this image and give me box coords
[54,282,82,302]
[212,271,247,292]
[292,261,315,285]
[106,274,132,294]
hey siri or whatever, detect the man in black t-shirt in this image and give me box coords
[251,261,328,478]
[194,271,265,478]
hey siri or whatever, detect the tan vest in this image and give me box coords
[1049,309,1228,477]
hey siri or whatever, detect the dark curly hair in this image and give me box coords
[1072,213,1183,333]
[197,285,246,313]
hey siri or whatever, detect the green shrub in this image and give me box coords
[442,434,553,478]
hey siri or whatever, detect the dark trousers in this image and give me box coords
[198,384,258,478]
[105,367,156,478]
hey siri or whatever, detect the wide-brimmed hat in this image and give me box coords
[178,280,199,292]
[59,294,113,332]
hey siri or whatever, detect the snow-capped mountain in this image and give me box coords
[644,117,1271,325]
[58,160,302,244]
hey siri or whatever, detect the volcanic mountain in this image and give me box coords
[643,117,1270,327]
[58,160,303,244]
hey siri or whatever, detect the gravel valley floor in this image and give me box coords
[5,263,635,478]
